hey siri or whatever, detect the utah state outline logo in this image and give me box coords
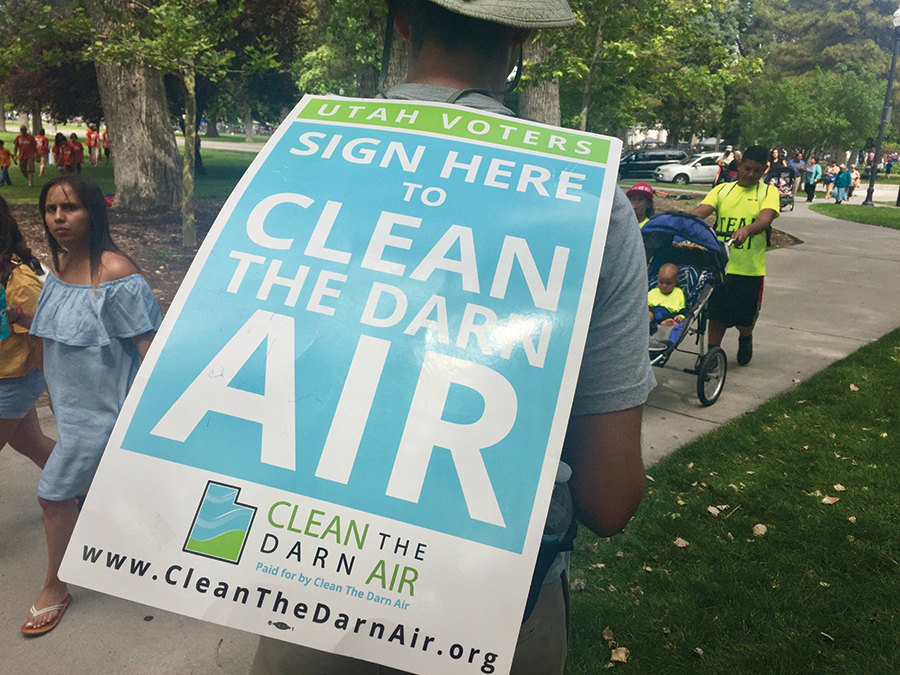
[184,481,257,564]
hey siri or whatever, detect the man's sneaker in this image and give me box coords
[737,335,753,366]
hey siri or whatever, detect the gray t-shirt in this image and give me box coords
[386,84,656,416]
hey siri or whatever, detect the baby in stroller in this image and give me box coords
[649,263,687,351]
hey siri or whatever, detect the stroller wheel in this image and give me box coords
[697,346,727,406]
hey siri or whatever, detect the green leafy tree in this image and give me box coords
[293,0,407,99]
[89,0,242,247]
[739,67,885,156]
[735,0,899,154]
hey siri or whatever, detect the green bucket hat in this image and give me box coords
[426,0,576,28]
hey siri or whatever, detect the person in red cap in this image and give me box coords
[626,182,654,227]
[249,1,654,675]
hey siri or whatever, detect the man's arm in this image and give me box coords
[561,405,645,537]
[691,203,715,219]
[731,207,777,246]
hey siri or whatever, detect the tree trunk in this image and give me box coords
[519,37,561,126]
[387,27,409,90]
[31,105,42,134]
[206,119,219,137]
[94,61,181,211]
[0,94,5,132]
[182,67,197,249]
[243,104,253,143]
[579,20,605,132]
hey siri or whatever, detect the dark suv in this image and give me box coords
[618,149,688,179]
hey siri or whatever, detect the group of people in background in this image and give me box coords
[0,124,110,189]
[760,150,861,205]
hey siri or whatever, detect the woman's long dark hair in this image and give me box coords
[39,174,127,285]
[0,195,44,286]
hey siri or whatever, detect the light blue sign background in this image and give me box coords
[123,117,607,553]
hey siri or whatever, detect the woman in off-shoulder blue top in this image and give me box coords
[21,175,161,636]
[30,271,161,500]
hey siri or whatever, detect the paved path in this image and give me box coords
[177,137,266,153]
[1,186,898,673]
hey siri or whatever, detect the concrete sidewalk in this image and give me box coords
[642,195,900,464]
[2,194,899,673]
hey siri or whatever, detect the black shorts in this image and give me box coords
[709,274,763,328]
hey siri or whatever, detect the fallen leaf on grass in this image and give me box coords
[831,433,836,439]
[726,532,734,541]
[592,563,606,569]
[616,551,625,557]
[608,585,617,592]
[570,578,587,591]
[643,566,653,572]
[848,516,857,523]
[882,432,888,438]
[753,524,768,536]
[687,462,694,469]
[822,496,840,505]
[850,383,859,391]
[716,504,730,510]
[834,484,847,491]
[707,506,720,517]
[674,537,689,548]
[694,647,704,657]
[602,627,616,646]
[610,648,630,663]
[645,474,655,482]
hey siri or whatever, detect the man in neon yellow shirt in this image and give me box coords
[691,145,779,365]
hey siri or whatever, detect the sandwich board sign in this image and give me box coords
[60,95,622,675]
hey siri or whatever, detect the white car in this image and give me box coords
[653,152,723,185]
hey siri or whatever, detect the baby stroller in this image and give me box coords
[765,171,795,211]
[642,212,730,406]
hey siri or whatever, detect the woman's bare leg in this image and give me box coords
[23,497,79,630]
[5,406,55,469]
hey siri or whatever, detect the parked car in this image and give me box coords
[618,149,688,179]
[653,152,722,185]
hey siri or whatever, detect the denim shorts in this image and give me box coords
[0,367,46,419]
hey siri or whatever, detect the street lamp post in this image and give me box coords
[863,6,900,207]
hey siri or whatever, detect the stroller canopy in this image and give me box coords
[642,211,729,283]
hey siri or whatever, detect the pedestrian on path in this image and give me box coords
[848,165,861,199]
[691,145,780,366]
[20,175,161,636]
[803,156,821,202]
[0,195,55,471]
[833,164,851,204]
[0,141,13,187]
[13,125,37,187]
[824,161,838,200]
[68,133,84,174]
[35,129,49,177]
[249,1,653,674]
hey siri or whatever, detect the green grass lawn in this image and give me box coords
[567,328,900,674]
[191,148,257,199]
[0,144,256,205]
[809,203,900,229]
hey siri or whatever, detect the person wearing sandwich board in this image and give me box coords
[249,1,654,673]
